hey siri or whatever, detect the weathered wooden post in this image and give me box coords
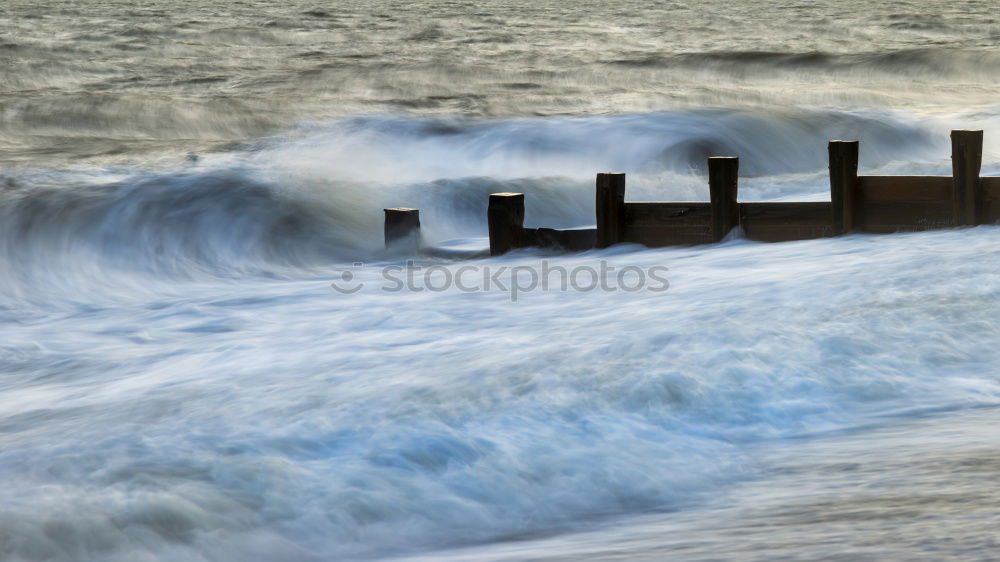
[596,173,626,248]
[829,140,859,234]
[384,207,420,251]
[708,157,739,242]
[951,130,983,226]
[488,193,524,256]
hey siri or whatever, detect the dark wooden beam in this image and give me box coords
[488,192,525,256]
[708,157,739,242]
[740,202,834,242]
[951,129,983,225]
[384,207,420,251]
[829,140,859,234]
[596,173,626,248]
[623,202,713,246]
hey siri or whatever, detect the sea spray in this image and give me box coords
[0,108,954,296]
[4,231,1000,560]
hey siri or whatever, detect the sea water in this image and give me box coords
[2,1,1000,560]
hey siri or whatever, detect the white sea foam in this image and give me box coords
[4,226,1000,560]
[0,107,978,302]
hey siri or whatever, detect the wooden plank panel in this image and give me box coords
[740,202,833,242]
[860,200,954,232]
[858,176,952,201]
[978,177,1000,224]
[981,200,1000,224]
[623,202,712,246]
[623,224,713,246]
[521,227,596,251]
[625,202,711,226]
[981,176,1000,201]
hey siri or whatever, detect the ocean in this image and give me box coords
[2,0,1000,560]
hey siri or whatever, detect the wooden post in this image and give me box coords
[708,157,739,242]
[829,140,859,233]
[488,193,524,256]
[951,130,983,226]
[384,208,420,251]
[596,173,626,248]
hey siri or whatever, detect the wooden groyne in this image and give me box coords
[387,130,996,255]
[384,207,421,252]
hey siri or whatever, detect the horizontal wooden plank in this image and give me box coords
[521,227,596,251]
[979,198,1000,224]
[739,202,833,242]
[622,202,712,246]
[860,200,954,232]
[972,176,1000,223]
[858,176,952,201]
[625,202,711,227]
[981,176,1000,202]
[623,224,713,246]
[739,202,832,222]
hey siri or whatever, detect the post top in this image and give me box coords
[490,192,524,198]
[829,139,859,144]
[951,129,984,138]
[384,207,419,213]
[707,156,738,160]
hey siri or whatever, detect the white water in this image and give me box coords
[3,0,1000,560]
[6,228,1000,560]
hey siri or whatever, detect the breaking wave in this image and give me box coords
[0,107,953,294]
